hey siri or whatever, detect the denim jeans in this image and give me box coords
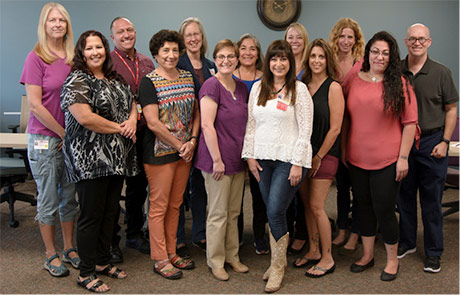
[27,133,77,225]
[257,160,307,241]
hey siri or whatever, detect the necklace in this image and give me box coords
[271,82,286,95]
[368,72,381,82]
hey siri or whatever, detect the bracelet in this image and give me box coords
[189,140,195,147]
[316,154,323,160]
[399,155,408,160]
[441,137,450,144]
[190,136,199,141]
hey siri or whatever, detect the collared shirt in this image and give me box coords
[111,47,155,96]
[402,56,459,133]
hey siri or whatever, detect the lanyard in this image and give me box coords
[114,50,139,86]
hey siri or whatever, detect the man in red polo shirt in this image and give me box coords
[109,16,155,263]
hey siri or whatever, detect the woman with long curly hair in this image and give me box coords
[328,17,365,255]
[341,31,418,281]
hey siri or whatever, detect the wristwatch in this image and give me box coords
[441,137,450,144]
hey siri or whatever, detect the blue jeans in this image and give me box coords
[28,133,77,225]
[177,166,207,244]
[257,160,306,241]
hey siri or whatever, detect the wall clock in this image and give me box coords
[257,0,301,31]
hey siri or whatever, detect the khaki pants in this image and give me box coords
[144,160,192,260]
[202,171,245,269]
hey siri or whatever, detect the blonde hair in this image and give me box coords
[179,17,209,57]
[284,22,309,67]
[34,2,74,65]
[329,18,365,61]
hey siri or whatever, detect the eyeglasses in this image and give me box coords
[215,54,237,62]
[407,37,430,44]
[369,49,390,57]
[184,32,201,40]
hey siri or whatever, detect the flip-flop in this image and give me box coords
[304,263,336,278]
[293,256,321,268]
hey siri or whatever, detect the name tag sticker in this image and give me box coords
[34,140,49,150]
[276,100,288,111]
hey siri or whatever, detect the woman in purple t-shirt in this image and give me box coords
[19,2,79,278]
[194,39,249,281]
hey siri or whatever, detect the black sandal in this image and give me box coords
[97,263,126,279]
[77,274,109,293]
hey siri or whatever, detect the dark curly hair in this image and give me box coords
[72,30,125,83]
[149,29,184,58]
[362,31,410,116]
[258,40,297,106]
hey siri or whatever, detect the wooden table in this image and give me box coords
[450,141,459,157]
[0,133,28,148]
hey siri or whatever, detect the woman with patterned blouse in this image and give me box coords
[61,30,138,293]
[138,29,200,280]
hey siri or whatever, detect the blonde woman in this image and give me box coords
[284,22,310,254]
[284,22,309,79]
[20,2,78,277]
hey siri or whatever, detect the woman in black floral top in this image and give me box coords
[61,30,138,293]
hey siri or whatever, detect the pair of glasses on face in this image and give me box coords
[369,49,390,57]
[184,32,201,40]
[215,54,237,62]
[407,37,430,44]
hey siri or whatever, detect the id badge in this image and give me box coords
[137,104,142,114]
[210,68,216,76]
[34,139,49,150]
[276,100,288,111]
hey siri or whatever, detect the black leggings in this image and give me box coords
[348,163,400,244]
[76,175,124,277]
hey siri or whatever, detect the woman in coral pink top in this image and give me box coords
[341,31,418,282]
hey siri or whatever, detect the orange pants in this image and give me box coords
[144,159,192,261]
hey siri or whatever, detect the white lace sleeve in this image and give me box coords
[241,81,261,159]
[291,82,313,168]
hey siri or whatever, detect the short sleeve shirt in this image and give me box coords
[402,56,459,132]
[138,69,196,165]
[20,51,70,137]
[60,70,138,183]
[344,72,418,170]
[194,76,248,175]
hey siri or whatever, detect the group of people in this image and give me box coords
[20,1,458,293]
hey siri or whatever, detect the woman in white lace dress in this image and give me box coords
[242,40,313,293]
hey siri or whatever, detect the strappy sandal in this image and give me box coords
[77,274,109,293]
[153,260,183,280]
[43,253,69,277]
[96,264,126,279]
[170,254,195,270]
[62,248,81,269]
